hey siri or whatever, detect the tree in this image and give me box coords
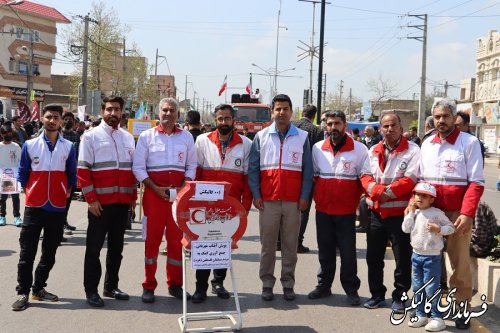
[366,73,398,115]
[324,88,362,120]
[61,1,148,107]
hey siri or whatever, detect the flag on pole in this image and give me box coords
[245,74,252,94]
[77,105,86,121]
[17,101,31,123]
[218,75,227,96]
[135,102,144,119]
[29,100,40,121]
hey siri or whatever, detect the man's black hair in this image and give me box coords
[302,104,317,119]
[42,104,64,116]
[271,94,292,110]
[186,110,201,125]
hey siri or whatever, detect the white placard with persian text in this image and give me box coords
[192,183,224,201]
[191,240,231,270]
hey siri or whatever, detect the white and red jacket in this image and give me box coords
[248,124,313,202]
[77,121,137,205]
[195,130,253,211]
[312,135,376,215]
[133,125,197,187]
[366,136,420,219]
[23,135,75,209]
[419,127,484,217]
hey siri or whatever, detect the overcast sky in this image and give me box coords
[37,0,500,109]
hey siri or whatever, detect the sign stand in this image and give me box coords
[178,248,242,333]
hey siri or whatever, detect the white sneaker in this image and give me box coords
[425,318,446,332]
[408,316,428,328]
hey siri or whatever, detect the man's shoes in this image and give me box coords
[391,300,406,314]
[283,288,296,301]
[86,292,104,307]
[64,225,73,235]
[31,288,58,302]
[408,316,428,328]
[103,288,129,300]
[308,286,332,299]
[192,290,207,303]
[363,296,386,309]
[426,318,446,332]
[261,287,274,301]
[0,216,6,226]
[455,317,470,330]
[14,216,22,227]
[346,292,360,306]
[159,248,168,256]
[355,225,367,233]
[169,285,191,300]
[212,284,230,299]
[297,243,310,253]
[141,289,155,303]
[60,237,67,243]
[11,294,29,311]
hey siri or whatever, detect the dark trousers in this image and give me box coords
[1,193,20,217]
[195,269,227,292]
[84,203,128,294]
[366,210,412,301]
[357,196,369,229]
[16,207,65,295]
[316,211,360,294]
[63,188,75,224]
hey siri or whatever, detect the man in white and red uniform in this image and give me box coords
[191,103,252,303]
[308,110,376,306]
[248,94,313,302]
[12,104,76,311]
[363,112,420,314]
[78,96,137,307]
[420,98,484,330]
[133,97,197,303]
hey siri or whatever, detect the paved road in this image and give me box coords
[1,162,499,333]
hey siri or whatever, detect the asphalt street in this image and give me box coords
[0,158,498,333]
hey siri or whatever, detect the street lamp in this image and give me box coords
[251,64,299,103]
[0,0,24,7]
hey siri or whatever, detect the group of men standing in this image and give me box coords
[11,94,484,331]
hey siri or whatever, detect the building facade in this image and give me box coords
[0,0,69,117]
[475,30,500,154]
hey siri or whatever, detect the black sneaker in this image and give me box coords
[31,288,58,302]
[308,286,332,299]
[65,223,76,231]
[192,290,207,303]
[261,287,274,301]
[11,294,29,311]
[283,288,296,301]
[363,296,386,309]
[455,317,470,330]
[168,285,191,300]
[297,244,310,253]
[346,292,361,306]
[212,284,230,299]
[141,289,155,303]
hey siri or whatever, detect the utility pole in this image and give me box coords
[339,80,344,110]
[444,80,448,97]
[322,73,327,108]
[298,0,330,106]
[407,14,427,137]
[348,88,352,120]
[184,75,189,111]
[76,14,98,107]
[316,0,326,123]
[25,38,33,104]
[274,0,282,97]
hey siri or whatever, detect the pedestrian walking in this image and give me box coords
[0,125,22,227]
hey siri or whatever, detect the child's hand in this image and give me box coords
[427,222,441,234]
[407,199,417,213]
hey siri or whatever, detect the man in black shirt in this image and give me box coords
[186,110,202,142]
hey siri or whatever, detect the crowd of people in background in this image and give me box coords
[3,95,499,332]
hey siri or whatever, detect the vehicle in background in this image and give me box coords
[231,94,271,139]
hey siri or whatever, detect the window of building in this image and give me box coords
[17,61,39,76]
[15,27,40,42]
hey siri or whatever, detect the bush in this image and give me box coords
[486,227,500,263]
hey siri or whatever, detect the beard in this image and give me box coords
[218,125,233,135]
[329,129,344,140]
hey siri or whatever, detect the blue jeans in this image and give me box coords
[411,252,442,318]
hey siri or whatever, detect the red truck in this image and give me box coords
[231,94,271,139]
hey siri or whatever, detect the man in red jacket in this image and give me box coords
[78,96,137,307]
[308,110,376,306]
[420,98,484,330]
[191,104,252,303]
[363,112,420,314]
